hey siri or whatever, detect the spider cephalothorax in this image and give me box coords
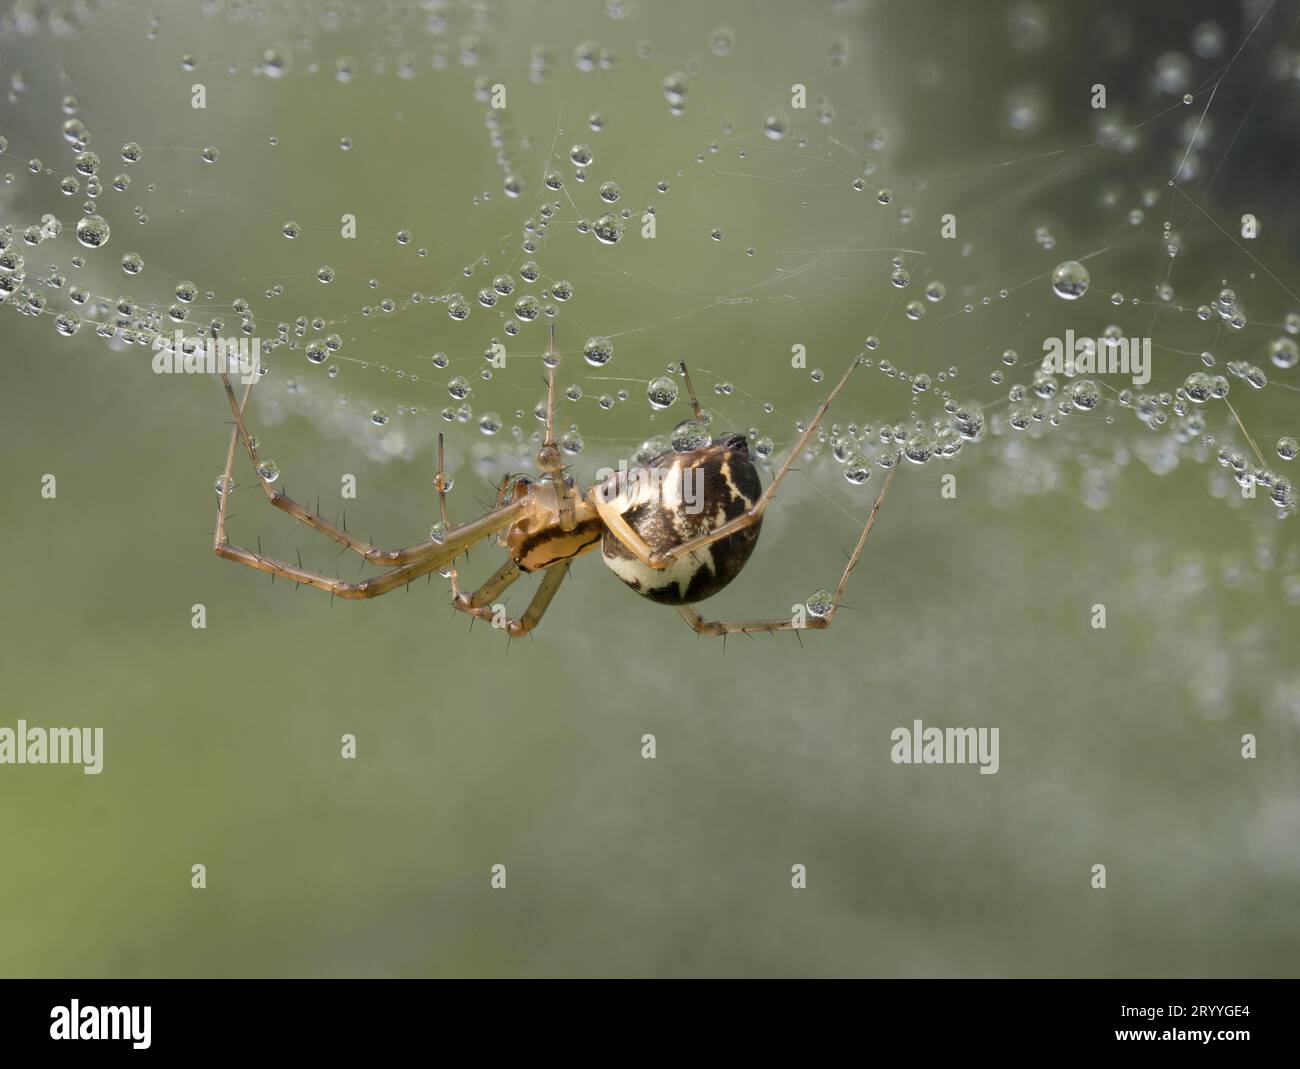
[503,475,603,572]
[598,434,763,604]
[214,331,896,638]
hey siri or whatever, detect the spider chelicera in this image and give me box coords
[213,326,897,638]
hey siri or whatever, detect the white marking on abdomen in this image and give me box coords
[602,543,715,599]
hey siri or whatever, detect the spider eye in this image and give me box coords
[718,432,748,452]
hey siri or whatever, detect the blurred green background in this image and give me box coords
[0,0,1297,977]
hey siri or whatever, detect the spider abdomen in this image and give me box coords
[600,435,762,605]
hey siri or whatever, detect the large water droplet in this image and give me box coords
[1051,260,1090,300]
[75,215,110,248]
[647,376,679,409]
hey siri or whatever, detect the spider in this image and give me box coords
[213,326,897,638]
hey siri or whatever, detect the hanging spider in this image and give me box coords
[213,325,897,637]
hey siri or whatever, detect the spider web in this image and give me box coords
[1,0,1298,585]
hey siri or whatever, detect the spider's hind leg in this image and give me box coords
[597,352,871,572]
[675,460,898,637]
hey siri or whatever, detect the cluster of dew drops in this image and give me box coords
[1026,261,1297,514]
[808,253,1299,621]
[263,24,869,474]
[4,14,1295,619]
[270,35,767,454]
[0,84,218,337]
[0,18,899,488]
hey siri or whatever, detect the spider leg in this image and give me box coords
[593,352,869,570]
[511,562,569,636]
[435,431,465,602]
[216,371,463,567]
[215,540,465,598]
[435,433,522,605]
[453,558,524,613]
[492,473,515,508]
[673,460,897,637]
[451,560,569,637]
[214,382,525,596]
[679,360,704,421]
[213,380,247,551]
[216,491,524,598]
[536,323,578,531]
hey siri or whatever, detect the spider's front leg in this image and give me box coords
[450,560,570,637]
[534,322,580,533]
[213,378,525,597]
[216,372,473,568]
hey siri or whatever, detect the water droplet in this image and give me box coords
[1070,379,1100,410]
[593,213,624,244]
[806,589,834,618]
[763,112,789,139]
[1184,371,1213,403]
[647,376,679,409]
[583,336,613,366]
[843,454,872,484]
[671,419,710,452]
[1051,260,1090,300]
[904,434,935,464]
[1268,337,1298,369]
[663,73,691,105]
[75,214,110,248]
